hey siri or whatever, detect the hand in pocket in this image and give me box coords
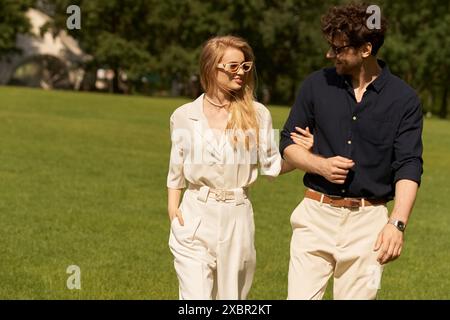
[169,207,184,225]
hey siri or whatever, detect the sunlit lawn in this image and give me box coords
[0,86,449,299]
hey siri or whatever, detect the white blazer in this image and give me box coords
[167,94,281,190]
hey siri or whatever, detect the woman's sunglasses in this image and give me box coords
[217,61,253,73]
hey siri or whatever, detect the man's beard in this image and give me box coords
[335,62,353,76]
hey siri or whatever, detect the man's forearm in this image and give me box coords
[390,179,419,225]
[280,159,295,175]
[283,144,324,175]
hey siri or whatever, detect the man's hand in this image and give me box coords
[374,224,404,265]
[318,156,355,184]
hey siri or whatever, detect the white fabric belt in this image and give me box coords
[187,184,248,205]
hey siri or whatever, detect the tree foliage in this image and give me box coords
[1,0,448,116]
[379,0,450,117]
[0,0,31,56]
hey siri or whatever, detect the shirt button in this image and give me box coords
[352,116,357,120]
[341,189,346,193]
[347,140,352,145]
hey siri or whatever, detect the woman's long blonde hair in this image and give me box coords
[199,35,258,150]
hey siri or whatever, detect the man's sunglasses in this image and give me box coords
[329,44,352,55]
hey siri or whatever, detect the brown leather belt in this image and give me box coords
[305,189,386,208]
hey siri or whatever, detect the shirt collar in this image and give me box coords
[187,93,205,121]
[370,59,390,93]
[341,59,390,93]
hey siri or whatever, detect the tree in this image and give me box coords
[42,0,337,101]
[0,0,31,57]
[379,0,450,118]
[45,0,155,93]
[39,0,449,115]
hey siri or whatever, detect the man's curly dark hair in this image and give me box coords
[321,2,387,55]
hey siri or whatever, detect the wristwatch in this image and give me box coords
[388,219,406,232]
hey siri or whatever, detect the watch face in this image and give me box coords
[397,221,405,230]
[390,220,406,231]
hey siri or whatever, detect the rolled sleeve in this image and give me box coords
[391,95,423,185]
[279,76,315,158]
[258,106,282,177]
[167,113,186,189]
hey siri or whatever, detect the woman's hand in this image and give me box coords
[168,188,183,225]
[291,126,314,151]
[169,207,184,226]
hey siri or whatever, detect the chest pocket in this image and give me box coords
[357,116,395,146]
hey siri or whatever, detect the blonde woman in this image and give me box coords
[167,35,313,300]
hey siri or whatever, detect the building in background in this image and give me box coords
[0,8,90,90]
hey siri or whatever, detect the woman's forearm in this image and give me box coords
[168,188,183,217]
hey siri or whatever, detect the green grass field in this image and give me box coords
[1,86,449,299]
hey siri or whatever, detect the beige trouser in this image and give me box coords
[288,196,389,300]
[169,187,256,300]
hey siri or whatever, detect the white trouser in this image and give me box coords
[169,186,256,300]
[288,198,389,300]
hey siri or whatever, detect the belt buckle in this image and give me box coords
[214,190,226,201]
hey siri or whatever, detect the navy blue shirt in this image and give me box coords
[280,60,423,200]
